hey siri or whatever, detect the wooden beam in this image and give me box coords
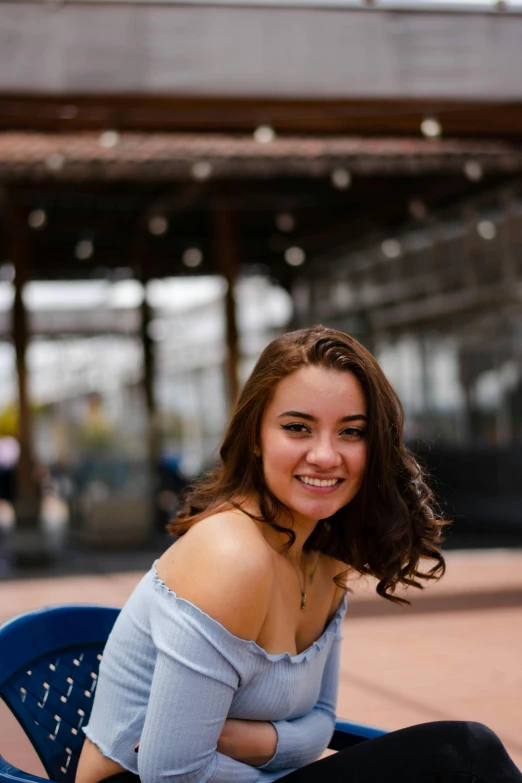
[3,94,522,137]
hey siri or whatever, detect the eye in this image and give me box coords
[341,427,367,440]
[281,423,311,434]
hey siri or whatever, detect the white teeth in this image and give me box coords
[298,476,339,487]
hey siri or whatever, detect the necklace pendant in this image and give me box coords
[300,590,306,611]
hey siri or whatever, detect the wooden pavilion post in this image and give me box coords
[132,215,161,541]
[139,279,164,540]
[139,280,160,468]
[8,197,45,562]
[213,196,240,412]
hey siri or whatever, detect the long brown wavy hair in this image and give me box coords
[169,325,448,603]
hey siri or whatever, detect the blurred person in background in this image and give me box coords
[0,436,19,573]
[0,435,19,504]
[76,326,521,783]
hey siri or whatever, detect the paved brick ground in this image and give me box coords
[1,549,521,777]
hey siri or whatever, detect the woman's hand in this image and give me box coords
[217,718,278,766]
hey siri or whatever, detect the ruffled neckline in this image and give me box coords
[150,560,347,664]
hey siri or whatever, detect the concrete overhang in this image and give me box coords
[2,0,522,101]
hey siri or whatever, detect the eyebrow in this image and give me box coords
[278,411,368,423]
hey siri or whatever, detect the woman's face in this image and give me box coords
[259,365,368,528]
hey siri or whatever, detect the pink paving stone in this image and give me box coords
[1,550,521,776]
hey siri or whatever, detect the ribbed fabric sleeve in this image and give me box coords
[137,585,279,783]
[84,562,347,783]
[258,633,341,771]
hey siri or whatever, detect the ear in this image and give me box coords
[253,446,261,457]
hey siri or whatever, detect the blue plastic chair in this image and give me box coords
[0,605,386,783]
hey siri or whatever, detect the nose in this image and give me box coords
[306,437,342,469]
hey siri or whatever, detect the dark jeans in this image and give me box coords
[98,721,522,783]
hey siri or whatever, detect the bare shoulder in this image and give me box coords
[157,510,274,641]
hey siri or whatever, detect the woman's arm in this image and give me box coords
[257,578,346,772]
[137,627,279,783]
[216,582,347,771]
[213,625,343,771]
[259,630,343,771]
[136,519,278,783]
[217,719,278,766]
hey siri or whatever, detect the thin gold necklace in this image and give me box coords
[284,548,321,612]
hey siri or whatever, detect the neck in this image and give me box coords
[271,513,319,562]
[231,496,319,559]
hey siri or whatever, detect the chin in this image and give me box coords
[293,499,345,524]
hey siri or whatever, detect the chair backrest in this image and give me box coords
[0,605,119,783]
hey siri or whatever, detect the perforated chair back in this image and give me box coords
[0,605,119,783]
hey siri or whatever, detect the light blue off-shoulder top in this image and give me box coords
[83,561,347,783]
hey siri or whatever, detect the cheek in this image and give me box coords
[260,435,303,487]
[261,449,289,497]
[350,443,368,478]
[262,428,296,461]
[263,440,297,473]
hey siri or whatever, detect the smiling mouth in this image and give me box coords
[296,476,343,488]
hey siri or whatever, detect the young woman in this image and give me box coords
[76,326,521,783]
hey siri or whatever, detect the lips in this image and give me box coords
[296,476,343,488]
